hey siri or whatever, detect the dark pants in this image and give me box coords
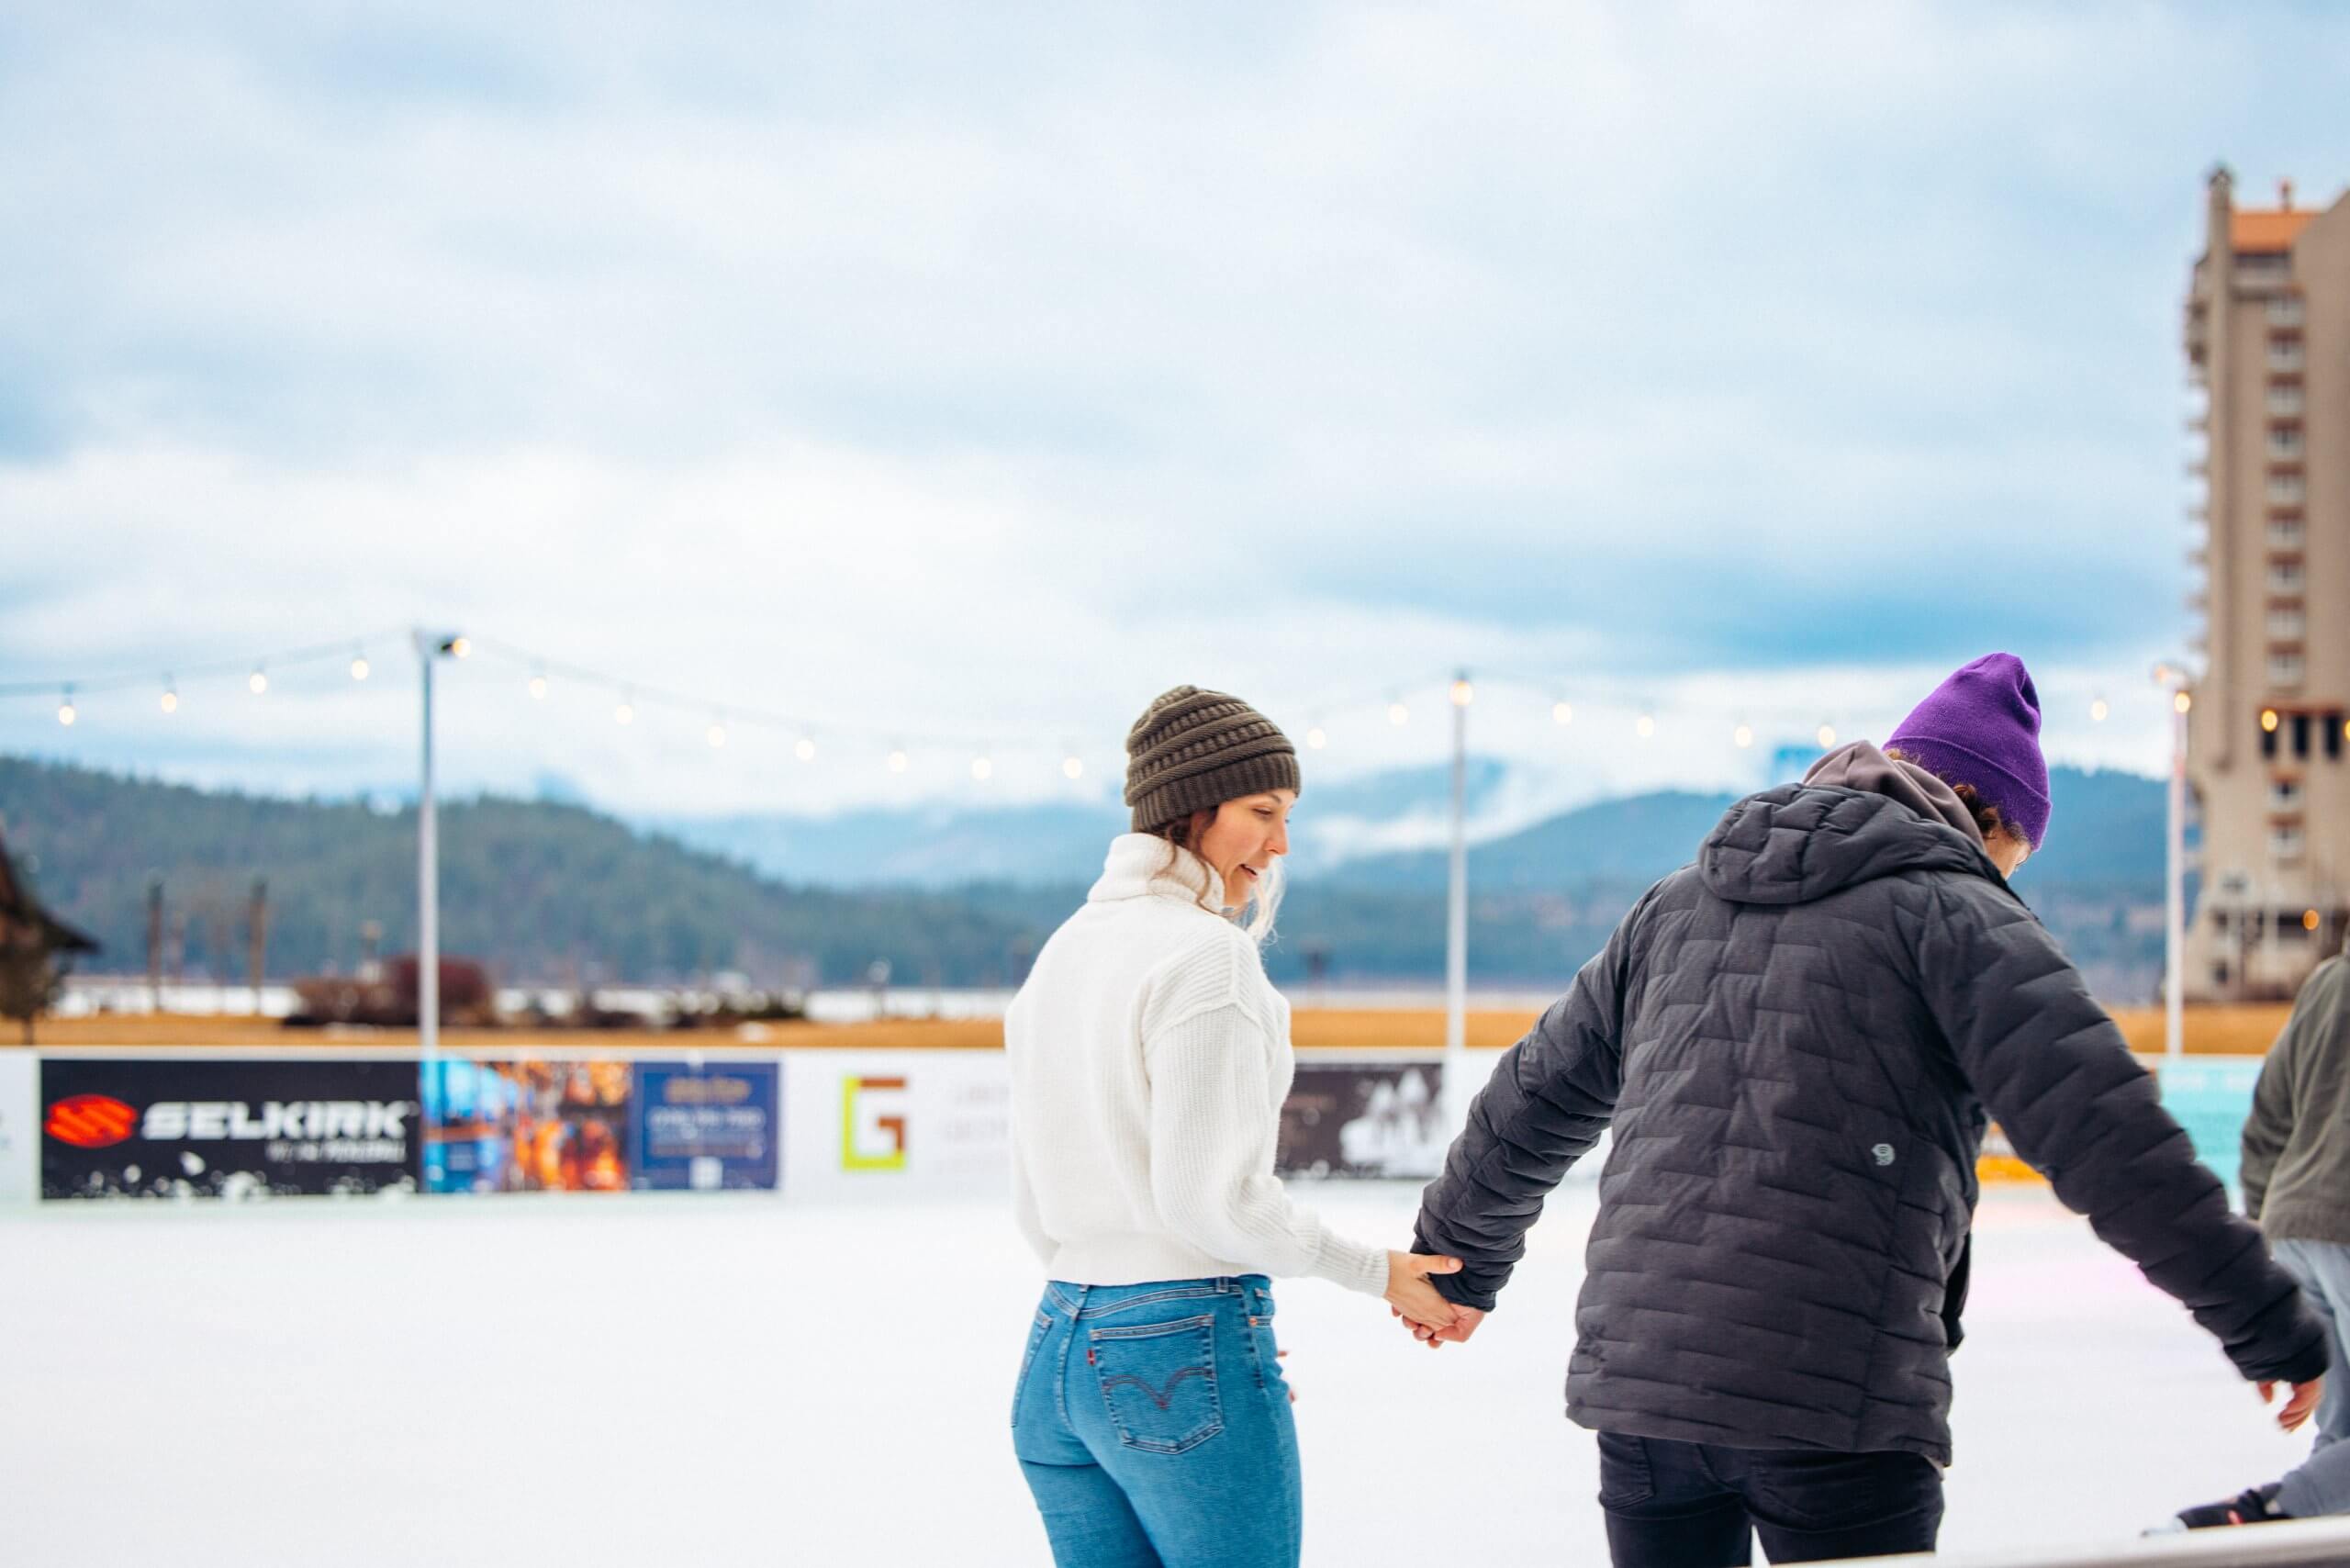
[1597,1433,1943,1566]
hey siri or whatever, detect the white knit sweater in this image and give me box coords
[1005,834,1388,1296]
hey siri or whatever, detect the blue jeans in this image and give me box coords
[2273,1238,2350,1517]
[1598,1433,1944,1565]
[1012,1276,1300,1568]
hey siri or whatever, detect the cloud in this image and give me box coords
[0,1,2340,812]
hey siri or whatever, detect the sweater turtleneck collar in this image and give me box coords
[1089,832,1225,909]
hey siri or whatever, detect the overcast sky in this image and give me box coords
[2,2,2344,820]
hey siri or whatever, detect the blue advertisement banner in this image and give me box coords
[2157,1058,2266,1195]
[632,1061,780,1192]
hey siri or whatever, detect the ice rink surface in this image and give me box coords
[2,1182,2323,1566]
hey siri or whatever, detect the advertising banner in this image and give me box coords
[422,1058,632,1193]
[787,1051,1010,1195]
[1277,1059,1448,1179]
[0,1052,34,1205]
[39,1057,421,1200]
[632,1061,779,1191]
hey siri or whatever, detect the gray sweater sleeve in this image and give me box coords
[1408,890,1647,1312]
[2242,1032,2298,1226]
[1919,880,2327,1385]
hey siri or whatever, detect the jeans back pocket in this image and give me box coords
[1090,1313,1223,1455]
[1011,1309,1054,1430]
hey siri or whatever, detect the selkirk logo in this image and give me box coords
[45,1094,140,1149]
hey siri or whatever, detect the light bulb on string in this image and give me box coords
[707,716,728,748]
[249,666,268,696]
[2174,690,2192,714]
[1449,678,1474,708]
[971,754,994,782]
[1306,724,1328,750]
[1387,700,1409,727]
[56,687,75,727]
[2089,696,2109,723]
[795,737,817,763]
[1733,722,1754,749]
[529,668,548,700]
[1635,712,1656,741]
[1062,753,1084,780]
[614,690,636,725]
[1817,722,1838,749]
[1552,701,1573,726]
[2262,708,2280,734]
[350,649,370,682]
[159,678,178,715]
[887,746,910,774]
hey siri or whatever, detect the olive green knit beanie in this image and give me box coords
[1123,686,1302,833]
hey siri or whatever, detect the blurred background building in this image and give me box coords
[2185,166,2349,998]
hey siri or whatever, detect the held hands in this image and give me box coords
[2262,1376,2325,1434]
[1384,1250,1465,1339]
[1401,1303,1486,1350]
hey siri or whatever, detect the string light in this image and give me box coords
[706,717,727,748]
[248,666,268,696]
[1635,713,1656,740]
[159,678,178,715]
[614,690,636,725]
[1062,754,1084,779]
[1552,701,1572,725]
[350,649,370,682]
[1449,678,1474,708]
[2262,708,2281,734]
[795,737,817,763]
[529,670,549,700]
[1306,725,1328,749]
[2088,696,2109,723]
[971,755,994,782]
[887,747,910,773]
[1733,722,1754,749]
[56,687,75,727]
[1817,723,1838,749]
[448,637,472,659]
[2175,690,2193,714]
[1388,700,1410,726]
[2304,909,2322,933]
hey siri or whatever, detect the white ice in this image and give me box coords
[0,1182,2322,1566]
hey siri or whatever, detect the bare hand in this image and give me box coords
[1396,1303,1487,1349]
[2263,1376,2324,1434]
[1278,1348,1294,1405]
[1384,1250,1463,1335]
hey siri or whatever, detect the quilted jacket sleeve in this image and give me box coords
[1918,878,2326,1385]
[1409,889,1648,1312]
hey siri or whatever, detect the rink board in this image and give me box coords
[4,1047,2270,1206]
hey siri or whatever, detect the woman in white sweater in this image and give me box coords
[1005,685,1463,1568]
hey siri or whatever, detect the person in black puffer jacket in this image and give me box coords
[1410,654,2329,1567]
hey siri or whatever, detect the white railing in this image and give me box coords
[1841,1517,2350,1567]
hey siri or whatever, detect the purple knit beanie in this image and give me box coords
[1885,653,2052,850]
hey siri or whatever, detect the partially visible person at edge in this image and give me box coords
[1404,653,2328,1567]
[2173,939,2350,1529]
[1003,685,1464,1568]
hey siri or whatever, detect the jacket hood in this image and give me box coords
[1699,782,2004,907]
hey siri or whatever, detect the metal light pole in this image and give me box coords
[1444,671,1472,1129]
[413,629,464,1058]
[2157,666,2189,1063]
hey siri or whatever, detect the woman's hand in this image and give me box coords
[1384,1249,1464,1335]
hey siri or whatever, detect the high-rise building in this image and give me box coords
[2183,167,2349,1000]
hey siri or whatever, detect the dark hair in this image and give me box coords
[1884,747,2016,845]
[1151,810,1225,917]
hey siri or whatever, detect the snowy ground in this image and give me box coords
[1,1183,2322,1566]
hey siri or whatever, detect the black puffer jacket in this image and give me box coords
[1414,783,2325,1464]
